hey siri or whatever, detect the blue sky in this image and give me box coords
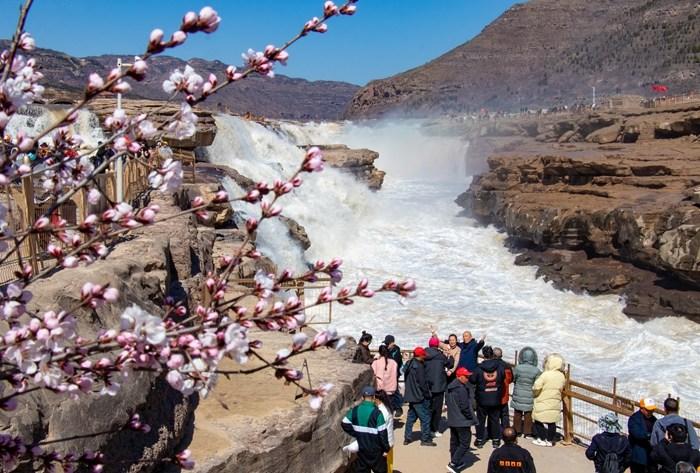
[1,1,520,85]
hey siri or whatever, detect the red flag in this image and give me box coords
[651,84,669,93]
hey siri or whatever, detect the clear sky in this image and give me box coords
[0,0,521,86]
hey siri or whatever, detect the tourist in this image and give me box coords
[650,397,699,449]
[383,335,404,416]
[383,335,403,379]
[341,386,390,473]
[651,423,700,473]
[443,334,461,383]
[403,347,435,447]
[434,328,484,371]
[375,390,395,473]
[353,331,373,364]
[493,347,513,429]
[371,346,398,411]
[628,398,658,473]
[532,353,566,447]
[425,335,453,438]
[487,427,537,473]
[471,345,506,448]
[585,413,631,473]
[446,367,477,473]
[511,346,541,438]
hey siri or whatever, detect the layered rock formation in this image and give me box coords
[315,144,385,190]
[190,335,371,473]
[5,193,203,473]
[458,106,700,322]
[345,0,700,118]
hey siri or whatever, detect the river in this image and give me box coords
[210,116,700,418]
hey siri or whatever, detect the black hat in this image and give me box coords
[383,335,395,345]
[361,386,376,397]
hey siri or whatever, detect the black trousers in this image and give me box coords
[630,464,656,473]
[449,426,472,465]
[533,421,556,442]
[430,391,445,432]
[477,405,501,441]
[354,452,387,473]
[500,404,510,428]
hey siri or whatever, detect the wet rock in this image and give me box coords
[313,144,386,190]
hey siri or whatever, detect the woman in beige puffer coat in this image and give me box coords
[531,353,566,447]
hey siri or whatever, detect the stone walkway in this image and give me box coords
[392,419,591,473]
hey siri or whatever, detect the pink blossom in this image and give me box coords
[340,4,357,15]
[87,188,101,205]
[149,28,164,44]
[225,65,243,82]
[149,158,183,193]
[166,102,198,139]
[309,382,334,410]
[128,57,148,81]
[86,73,104,96]
[324,1,339,17]
[303,146,324,172]
[175,449,195,470]
[171,30,187,46]
[18,32,35,51]
[181,11,198,31]
[197,6,221,33]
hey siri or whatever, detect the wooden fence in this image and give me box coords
[0,157,152,285]
[379,349,699,445]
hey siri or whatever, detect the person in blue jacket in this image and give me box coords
[627,398,658,473]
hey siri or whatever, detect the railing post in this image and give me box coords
[612,377,618,408]
[21,175,38,275]
[563,363,574,443]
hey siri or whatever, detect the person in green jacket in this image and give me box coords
[511,347,541,437]
[342,386,391,473]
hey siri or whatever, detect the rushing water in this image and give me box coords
[209,116,700,415]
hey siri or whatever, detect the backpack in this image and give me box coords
[601,437,623,473]
[601,451,620,473]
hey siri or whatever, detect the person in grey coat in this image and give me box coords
[510,347,541,437]
[446,367,478,473]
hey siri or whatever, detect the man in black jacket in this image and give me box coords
[651,423,700,473]
[403,347,435,447]
[470,346,506,448]
[425,336,453,438]
[487,427,537,473]
[446,367,477,473]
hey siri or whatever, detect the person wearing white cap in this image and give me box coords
[628,398,658,473]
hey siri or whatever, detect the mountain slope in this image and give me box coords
[345,0,700,118]
[6,42,359,120]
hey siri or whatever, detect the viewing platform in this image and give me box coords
[392,422,590,473]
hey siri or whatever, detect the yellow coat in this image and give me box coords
[532,354,566,424]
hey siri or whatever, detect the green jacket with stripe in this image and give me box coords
[341,400,390,456]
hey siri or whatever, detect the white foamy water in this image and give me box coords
[210,116,700,416]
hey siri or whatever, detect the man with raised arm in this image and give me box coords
[432,328,485,371]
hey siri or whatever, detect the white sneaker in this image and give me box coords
[542,441,553,447]
[432,431,443,438]
[531,439,545,446]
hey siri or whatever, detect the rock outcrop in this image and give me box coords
[458,108,700,322]
[345,0,700,118]
[4,193,203,473]
[189,334,371,473]
[314,144,385,190]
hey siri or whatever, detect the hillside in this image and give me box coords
[8,42,359,120]
[345,0,700,118]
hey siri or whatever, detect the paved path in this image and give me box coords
[392,419,591,473]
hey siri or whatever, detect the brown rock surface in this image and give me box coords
[189,332,372,473]
[458,109,700,322]
[315,144,385,190]
[3,193,203,473]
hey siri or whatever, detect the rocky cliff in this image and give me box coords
[8,41,359,120]
[313,144,385,190]
[345,0,700,118]
[458,105,700,322]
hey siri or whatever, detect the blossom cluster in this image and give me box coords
[0,1,418,472]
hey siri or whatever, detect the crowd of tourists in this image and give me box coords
[341,330,700,473]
